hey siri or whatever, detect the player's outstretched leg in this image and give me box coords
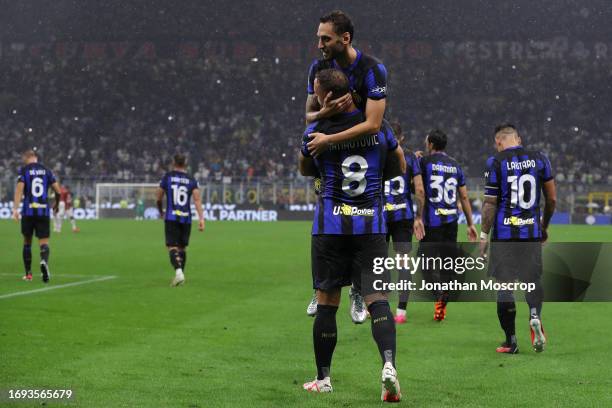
[22,242,32,281]
[367,298,401,402]
[349,286,367,324]
[395,267,411,324]
[304,290,338,393]
[496,290,518,354]
[40,244,50,283]
[526,281,546,352]
[168,247,184,286]
[70,216,79,233]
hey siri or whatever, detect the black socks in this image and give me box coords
[40,244,50,263]
[313,304,338,380]
[368,300,396,367]
[169,249,182,270]
[497,290,516,344]
[23,245,32,273]
[179,250,187,269]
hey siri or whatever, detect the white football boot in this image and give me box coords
[349,287,367,324]
[381,362,401,402]
[303,377,332,393]
[307,291,318,316]
[171,269,185,287]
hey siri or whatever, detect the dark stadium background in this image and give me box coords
[0,0,610,222]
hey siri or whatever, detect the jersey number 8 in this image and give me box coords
[342,155,368,197]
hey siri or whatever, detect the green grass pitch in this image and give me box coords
[0,221,611,407]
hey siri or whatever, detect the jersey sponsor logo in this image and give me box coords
[431,163,458,173]
[503,216,536,226]
[369,85,386,95]
[384,202,407,211]
[332,203,375,217]
[172,209,190,217]
[506,160,536,171]
[435,208,457,216]
[29,203,48,209]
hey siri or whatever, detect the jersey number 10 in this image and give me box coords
[507,174,536,209]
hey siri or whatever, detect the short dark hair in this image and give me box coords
[320,10,354,43]
[426,129,447,151]
[494,123,517,134]
[173,154,187,167]
[315,69,350,100]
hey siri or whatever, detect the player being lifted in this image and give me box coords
[299,69,405,402]
[53,185,80,233]
[156,154,205,287]
[383,122,425,324]
[480,124,556,354]
[304,10,389,322]
[12,150,62,282]
[418,130,477,320]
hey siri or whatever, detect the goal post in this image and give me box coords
[95,183,161,219]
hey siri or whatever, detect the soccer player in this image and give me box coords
[304,9,389,321]
[383,122,425,324]
[12,150,61,283]
[54,185,79,233]
[419,129,478,321]
[480,124,556,354]
[299,69,405,402]
[156,154,205,287]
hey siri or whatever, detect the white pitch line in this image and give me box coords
[0,276,117,300]
[0,273,107,279]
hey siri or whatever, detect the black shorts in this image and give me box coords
[21,216,50,239]
[418,221,458,259]
[386,219,414,254]
[164,221,192,247]
[489,240,542,283]
[312,234,390,297]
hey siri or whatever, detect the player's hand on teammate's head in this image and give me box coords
[307,132,331,157]
[467,225,478,242]
[413,218,425,241]
[320,91,352,118]
[198,219,205,232]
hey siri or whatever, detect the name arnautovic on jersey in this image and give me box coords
[373,279,537,293]
[328,134,379,151]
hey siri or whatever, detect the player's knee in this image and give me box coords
[497,289,515,303]
[316,289,341,306]
[365,292,388,307]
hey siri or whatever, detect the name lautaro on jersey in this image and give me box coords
[506,159,536,171]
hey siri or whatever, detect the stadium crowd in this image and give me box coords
[0,51,610,189]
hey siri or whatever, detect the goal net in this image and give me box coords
[95,183,162,219]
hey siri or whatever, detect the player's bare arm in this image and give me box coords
[12,181,24,221]
[298,154,317,177]
[541,179,557,242]
[412,174,425,240]
[307,97,385,156]
[155,187,165,218]
[479,196,498,257]
[305,92,352,124]
[51,181,62,214]
[192,188,205,231]
[458,185,478,242]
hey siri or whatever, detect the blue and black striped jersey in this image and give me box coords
[307,50,387,112]
[301,111,398,235]
[17,163,57,217]
[384,152,421,222]
[159,171,199,224]
[420,153,466,227]
[484,146,553,240]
